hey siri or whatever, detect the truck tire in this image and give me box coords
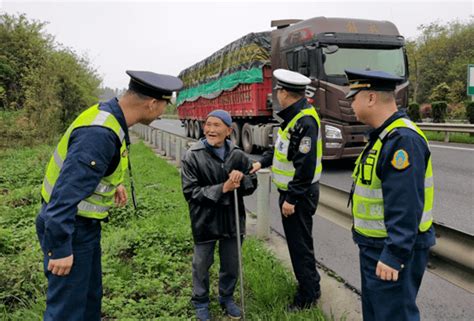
[188,120,195,138]
[230,122,242,147]
[242,123,254,154]
[184,120,190,137]
[194,120,203,139]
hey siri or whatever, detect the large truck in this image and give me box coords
[177,17,409,159]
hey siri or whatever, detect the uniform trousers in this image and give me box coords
[36,211,102,321]
[358,245,430,321]
[191,237,241,308]
[279,183,321,303]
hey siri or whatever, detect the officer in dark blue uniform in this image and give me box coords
[36,70,182,321]
[252,69,322,311]
[345,69,436,321]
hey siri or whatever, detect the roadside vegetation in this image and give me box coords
[1,141,333,320]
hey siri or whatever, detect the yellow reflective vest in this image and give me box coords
[41,104,128,220]
[272,106,323,190]
[351,118,434,237]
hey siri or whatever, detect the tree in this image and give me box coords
[0,13,101,140]
[406,18,474,104]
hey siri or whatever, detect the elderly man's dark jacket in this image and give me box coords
[181,139,257,244]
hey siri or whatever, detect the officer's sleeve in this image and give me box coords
[260,148,274,168]
[43,127,118,259]
[378,131,429,270]
[181,152,229,204]
[236,150,258,197]
[286,116,319,204]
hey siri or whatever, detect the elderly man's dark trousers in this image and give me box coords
[36,213,102,321]
[191,237,241,308]
[358,245,430,321]
[279,184,321,303]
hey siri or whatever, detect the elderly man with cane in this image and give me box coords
[181,109,257,321]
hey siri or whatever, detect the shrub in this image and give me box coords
[431,101,448,123]
[420,104,432,119]
[407,102,421,122]
[429,83,450,103]
[447,103,466,120]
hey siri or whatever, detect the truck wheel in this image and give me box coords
[230,122,242,147]
[184,120,190,137]
[194,120,203,139]
[188,120,195,138]
[242,123,254,154]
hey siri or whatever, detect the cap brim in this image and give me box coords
[345,89,360,99]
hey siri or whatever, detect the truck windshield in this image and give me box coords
[323,47,406,78]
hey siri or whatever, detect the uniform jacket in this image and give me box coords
[181,139,258,244]
[38,98,128,259]
[260,98,320,204]
[352,111,436,270]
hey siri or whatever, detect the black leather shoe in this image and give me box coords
[287,290,321,312]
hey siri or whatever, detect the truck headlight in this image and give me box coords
[325,125,342,139]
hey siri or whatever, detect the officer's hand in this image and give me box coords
[223,177,240,193]
[376,260,399,282]
[281,201,295,217]
[115,184,127,207]
[48,255,74,276]
[228,170,244,184]
[250,162,262,174]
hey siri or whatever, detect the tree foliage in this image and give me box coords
[431,101,448,123]
[407,18,474,105]
[407,102,421,122]
[0,13,101,141]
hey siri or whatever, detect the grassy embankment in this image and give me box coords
[1,140,333,320]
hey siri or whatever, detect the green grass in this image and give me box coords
[425,131,474,144]
[0,141,330,320]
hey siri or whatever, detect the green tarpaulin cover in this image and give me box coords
[177,31,271,106]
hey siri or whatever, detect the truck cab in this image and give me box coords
[271,17,409,159]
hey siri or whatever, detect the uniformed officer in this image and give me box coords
[251,69,323,310]
[345,69,436,321]
[35,70,182,321]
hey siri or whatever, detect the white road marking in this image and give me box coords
[431,144,474,152]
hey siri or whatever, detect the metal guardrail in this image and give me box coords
[417,123,474,143]
[131,123,474,293]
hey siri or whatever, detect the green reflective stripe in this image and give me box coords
[354,184,383,199]
[273,158,295,172]
[421,210,432,224]
[91,110,112,126]
[95,182,114,193]
[272,172,293,183]
[77,201,110,213]
[88,193,108,203]
[354,217,386,230]
[272,167,294,177]
[53,148,64,168]
[425,176,434,188]
[43,177,53,195]
[400,118,418,132]
[118,128,125,142]
[312,172,321,183]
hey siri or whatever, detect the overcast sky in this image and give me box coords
[2,0,473,89]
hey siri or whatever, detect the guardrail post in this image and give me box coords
[444,131,450,143]
[151,128,156,146]
[157,130,163,152]
[256,169,271,239]
[175,138,183,167]
[165,133,171,157]
[153,129,158,148]
[147,127,152,143]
